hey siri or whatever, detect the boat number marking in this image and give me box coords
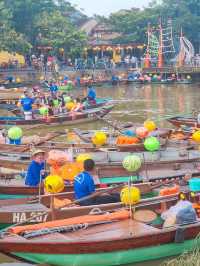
[13,212,48,223]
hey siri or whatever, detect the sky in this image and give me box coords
[69,0,152,17]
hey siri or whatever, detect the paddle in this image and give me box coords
[93,113,124,134]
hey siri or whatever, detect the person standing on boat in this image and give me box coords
[25,150,46,187]
[20,91,34,120]
[74,159,120,206]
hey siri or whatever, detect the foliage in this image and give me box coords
[34,10,87,58]
[107,0,200,50]
[0,0,87,57]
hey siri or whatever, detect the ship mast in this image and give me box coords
[157,18,163,68]
[144,23,151,68]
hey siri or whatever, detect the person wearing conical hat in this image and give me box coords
[25,150,46,187]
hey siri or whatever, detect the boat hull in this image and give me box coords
[0,105,113,126]
[167,116,198,128]
[12,238,199,266]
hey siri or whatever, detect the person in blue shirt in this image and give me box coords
[87,86,96,105]
[20,91,34,120]
[111,75,119,85]
[49,82,58,95]
[25,150,46,187]
[74,159,120,206]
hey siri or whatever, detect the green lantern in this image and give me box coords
[8,126,23,140]
[144,136,160,152]
[39,106,48,115]
[122,155,142,172]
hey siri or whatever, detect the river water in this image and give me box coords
[0,81,200,265]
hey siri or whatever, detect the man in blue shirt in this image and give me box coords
[25,150,46,187]
[74,159,95,201]
[20,91,34,120]
[87,86,96,104]
[74,159,120,206]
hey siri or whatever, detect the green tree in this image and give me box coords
[34,10,87,58]
[0,1,31,53]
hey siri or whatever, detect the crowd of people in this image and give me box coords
[19,84,97,120]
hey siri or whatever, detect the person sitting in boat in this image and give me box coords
[111,75,119,85]
[49,81,58,95]
[20,91,34,120]
[87,86,96,105]
[25,149,46,187]
[74,159,120,206]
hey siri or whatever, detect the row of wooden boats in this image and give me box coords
[0,86,199,265]
[0,76,192,91]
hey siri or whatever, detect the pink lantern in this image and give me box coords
[136,127,149,138]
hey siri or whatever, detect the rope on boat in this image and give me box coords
[20,220,115,239]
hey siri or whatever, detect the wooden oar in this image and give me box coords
[93,113,124,133]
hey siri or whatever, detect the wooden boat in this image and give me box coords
[0,193,200,266]
[0,98,112,112]
[167,116,198,128]
[0,81,34,89]
[0,147,200,171]
[0,103,21,115]
[0,151,199,197]
[0,105,113,126]
[0,181,162,228]
[74,127,171,152]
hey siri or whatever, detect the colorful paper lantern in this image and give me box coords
[65,102,75,111]
[76,153,92,163]
[144,120,157,132]
[123,130,136,137]
[120,186,141,205]
[50,162,83,181]
[44,175,65,194]
[144,136,160,152]
[192,131,200,143]
[92,131,107,146]
[136,127,149,138]
[39,106,48,115]
[122,155,142,172]
[16,77,21,83]
[8,127,23,140]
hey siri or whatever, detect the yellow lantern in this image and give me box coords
[59,48,64,54]
[92,131,107,146]
[44,175,65,194]
[65,102,75,111]
[40,76,44,81]
[120,186,141,205]
[144,120,157,132]
[76,153,92,163]
[16,77,21,83]
[192,131,200,142]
